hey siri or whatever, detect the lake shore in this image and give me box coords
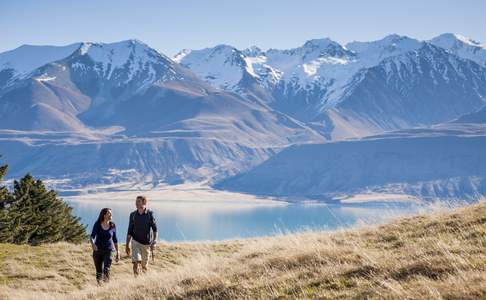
[62,182,287,206]
[62,181,429,207]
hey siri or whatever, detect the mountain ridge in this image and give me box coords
[175,33,486,140]
[1,33,486,195]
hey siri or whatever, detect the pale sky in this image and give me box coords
[1,0,485,55]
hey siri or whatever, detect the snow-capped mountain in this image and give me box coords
[175,34,486,139]
[173,45,251,91]
[2,34,486,196]
[325,43,486,139]
[175,37,359,108]
[0,40,324,185]
[0,43,81,91]
[176,35,425,108]
[430,33,486,67]
[71,40,186,86]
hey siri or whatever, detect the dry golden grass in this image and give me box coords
[1,201,485,299]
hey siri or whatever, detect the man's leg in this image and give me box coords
[140,244,149,273]
[131,240,142,276]
[132,262,139,276]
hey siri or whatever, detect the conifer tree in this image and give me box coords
[0,156,8,207]
[0,157,11,242]
[8,174,87,245]
[0,155,87,245]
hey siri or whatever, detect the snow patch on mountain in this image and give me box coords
[0,43,81,77]
[34,75,57,82]
[346,34,422,63]
[175,35,430,108]
[74,39,173,83]
[174,45,247,90]
[430,33,486,67]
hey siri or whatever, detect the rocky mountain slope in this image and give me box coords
[0,40,323,185]
[1,34,486,195]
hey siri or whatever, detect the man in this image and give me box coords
[126,195,158,276]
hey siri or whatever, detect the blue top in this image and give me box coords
[91,222,118,251]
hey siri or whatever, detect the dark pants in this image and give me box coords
[93,250,113,282]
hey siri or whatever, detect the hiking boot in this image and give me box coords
[103,271,110,283]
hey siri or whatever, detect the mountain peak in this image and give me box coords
[173,44,247,91]
[242,46,263,57]
[72,39,172,80]
[303,38,340,49]
[0,43,81,79]
[77,39,161,58]
[430,33,483,48]
[177,44,243,64]
[299,38,352,58]
[210,44,241,57]
[430,33,486,67]
[346,34,422,58]
[213,44,237,50]
[380,33,410,42]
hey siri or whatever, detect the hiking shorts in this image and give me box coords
[131,239,150,268]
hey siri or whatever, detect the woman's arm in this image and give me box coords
[90,223,98,251]
[113,225,120,261]
[114,242,120,261]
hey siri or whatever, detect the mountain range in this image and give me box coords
[1,33,485,200]
[176,33,486,139]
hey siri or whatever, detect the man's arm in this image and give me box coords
[150,212,158,248]
[151,231,158,246]
[126,212,134,255]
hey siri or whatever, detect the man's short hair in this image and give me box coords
[136,195,148,204]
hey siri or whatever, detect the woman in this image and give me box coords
[90,208,120,284]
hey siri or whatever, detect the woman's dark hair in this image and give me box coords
[96,208,115,228]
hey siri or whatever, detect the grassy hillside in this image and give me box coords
[1,202,485,299]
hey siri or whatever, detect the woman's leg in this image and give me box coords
[102,250,113,282]
[92,251,103,284]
